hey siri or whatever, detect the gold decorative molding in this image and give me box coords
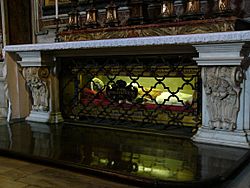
[59,18,237,42]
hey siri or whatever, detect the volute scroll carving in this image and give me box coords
[203,66,243,131]
[22,67,50,112]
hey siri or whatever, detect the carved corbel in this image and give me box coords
[202,66,244,130]
[22,67,50,112]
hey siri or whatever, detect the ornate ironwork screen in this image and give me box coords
[60,55,201,129]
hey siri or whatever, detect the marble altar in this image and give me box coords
[3,30,250,148]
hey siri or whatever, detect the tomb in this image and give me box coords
[4,30,250,148]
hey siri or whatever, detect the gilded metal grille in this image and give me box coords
[60,55,201,128]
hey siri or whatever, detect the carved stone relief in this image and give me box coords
[202,67,243,130]
[22,67,50,112]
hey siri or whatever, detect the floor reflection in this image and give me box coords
[0,121,248,183]
[61,124,198,181]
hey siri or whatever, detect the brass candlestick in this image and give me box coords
[214,0,232,17]
[186,0,200,14]
[105,1,119,27]
[180,0,203,20]
[218,0,230,12]
[128,0,148,25]
[67,9,81,30]
[85,7,99,28]
[159,0,176,22]
[55,18,61,42]
[67,0,80,30]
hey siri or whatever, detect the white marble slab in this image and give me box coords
[4,31,250,52]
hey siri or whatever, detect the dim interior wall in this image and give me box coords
[7,0,32,45]
[6,52,30,120]
[243,0,250,18]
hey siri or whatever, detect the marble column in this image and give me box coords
[17,51,63,123]
[192,43,250,148]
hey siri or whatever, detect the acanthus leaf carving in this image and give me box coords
[22,67,50,112]
[203,67,243,131]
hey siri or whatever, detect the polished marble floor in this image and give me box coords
[0,121,249,187]
[0,155,137,188]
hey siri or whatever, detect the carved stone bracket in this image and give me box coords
[192,42,249,148]
[15,51,63,124]
[22,67,50,112]
[202,66,243,130]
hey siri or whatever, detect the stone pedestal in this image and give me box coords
[192,43,250,148]
[26,111,63,123]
